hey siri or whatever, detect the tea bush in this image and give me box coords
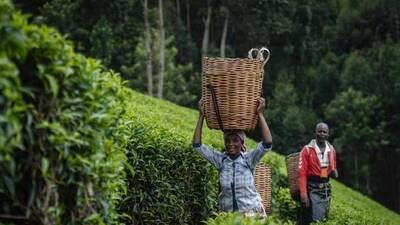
[85,88,222,224]
[322,180,400,225]
[0,1,127,223]
[1,2,221,224]
[116,114,219,224]
[114,92,219,223]
[205,212,295,225]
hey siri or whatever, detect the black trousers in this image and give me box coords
[298,180,331,225]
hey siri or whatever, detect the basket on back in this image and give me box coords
[202,48,270,131]
[285,152,300,201]
[254,164,272,214]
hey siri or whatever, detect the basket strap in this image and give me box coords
[206,84,224,131]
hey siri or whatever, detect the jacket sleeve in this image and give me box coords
[298,146,308,199]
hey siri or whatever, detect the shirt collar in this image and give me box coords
[223,151,245,161]
[308,139,332,153]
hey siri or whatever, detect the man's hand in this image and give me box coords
[301,196,310,208]
[257,97,267,114]
[330,169,339,178]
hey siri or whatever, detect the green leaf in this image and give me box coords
[2,175,16,199]
[44,74,59,96]
[41,158,49,177]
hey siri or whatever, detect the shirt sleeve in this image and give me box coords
[245,141,272,170]
[192,143,224,169]
[298,146,309,199]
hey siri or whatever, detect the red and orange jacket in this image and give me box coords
[298,140,337,199]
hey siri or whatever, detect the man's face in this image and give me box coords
[224,134,243,156]
[315,125,329,143]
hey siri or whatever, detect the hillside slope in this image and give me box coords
[127,89,400,224]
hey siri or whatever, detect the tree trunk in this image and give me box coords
[201,5,212,58]
[390,154,398,212]
[355,149,359,189]
[157,0,165,98]
[366,167,372,195]
[397,180,400,212]
[143,0,153,96]
[186,0,191,37]
[176,0,181,19]
[391,6,399,40]
[220,9,229,57]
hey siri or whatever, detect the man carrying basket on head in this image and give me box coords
[298,122,338,224]
[192,97,272,218]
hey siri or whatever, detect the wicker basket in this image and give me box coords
[285,152,300,201]
[254,164,272,214]
[202,48,270,131]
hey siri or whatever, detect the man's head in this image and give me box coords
[315,122,329,144]
[224,130,246,156]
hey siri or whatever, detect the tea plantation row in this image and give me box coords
[0,1,216,223]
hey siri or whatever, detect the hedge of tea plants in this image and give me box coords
[2,1,400,224]
[115,90,220,224]
[0,1,129,224]
[0,1,218,224]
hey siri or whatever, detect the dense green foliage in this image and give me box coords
[12,0,400,212]
[205,212,289,225]
[2,0,400,224]
[0,1,127,223]
[0,2,216,224]
[116,90,219,224]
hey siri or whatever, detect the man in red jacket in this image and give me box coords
[298,122,338,224]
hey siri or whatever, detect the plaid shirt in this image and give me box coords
[193,142,271,212]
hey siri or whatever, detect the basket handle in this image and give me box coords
[248,47,270,67]
[258,47,270,67]
[206,84,225,131]
[248,48,260,59]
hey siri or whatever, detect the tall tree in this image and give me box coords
[176,0,181,19]
[186,0,191,38]
[201,1,212,58]
[90,17,114,67]
[219,6,229,57]
[143,0,153,96]
[158,0,165,98]
[325,88,379,191]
